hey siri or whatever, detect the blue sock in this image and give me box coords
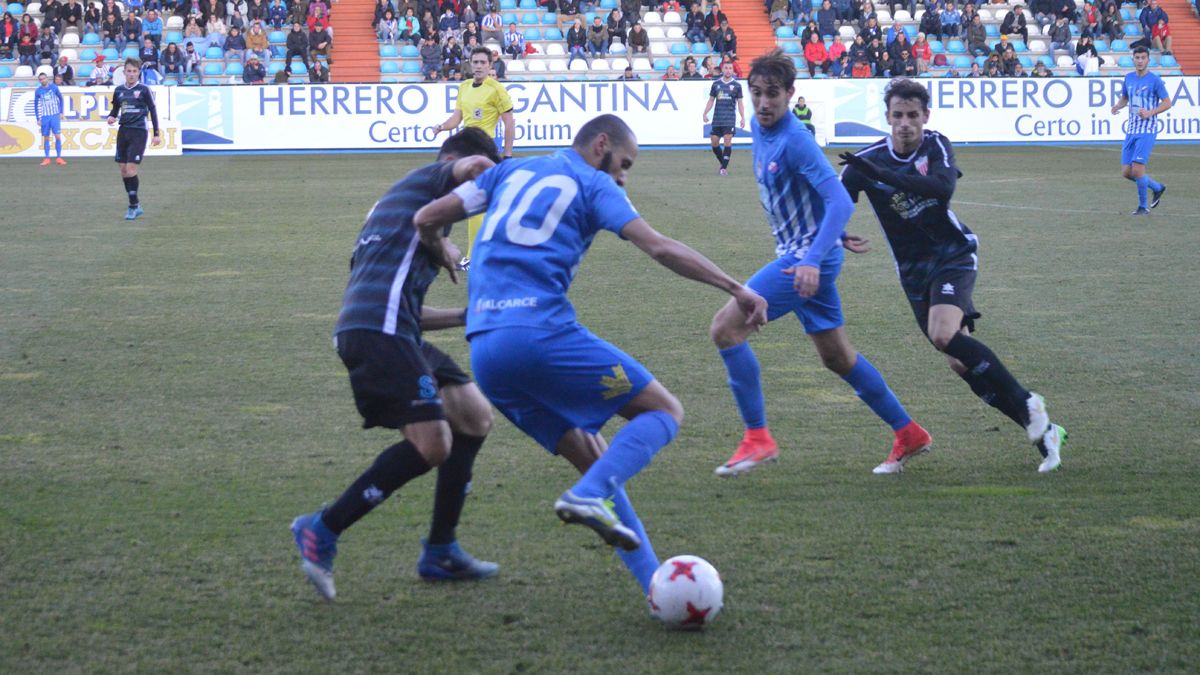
[571,410,679,499]
[54,137,62,157]
[1145,176,1163,193]
[841,354,911,431]
[611,486,658,594]
[1136,175,1149,209]
[43,137,50,158]
[719,342,766,429]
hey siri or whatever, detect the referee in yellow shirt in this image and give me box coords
[434,46,515,270]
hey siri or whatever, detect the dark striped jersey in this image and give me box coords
[108,83,159,131]
[334,161,459,341]
[708,77,742,127]
[841,130,977,292]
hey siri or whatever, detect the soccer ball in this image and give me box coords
[647,555,723,630]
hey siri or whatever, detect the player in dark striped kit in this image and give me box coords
[839,78,1066,473]
[701,60,745,176]
[106,58,161,220]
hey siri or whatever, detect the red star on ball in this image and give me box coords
[681,601,711,627]
[669,561,697,582]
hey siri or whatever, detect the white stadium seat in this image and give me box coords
[62,32,80,46]
[14,65,34,78]
[646,26,665,39]
[663,11,681,23]
[546,42,566,55]
[650,41,669,55]
[526,59,547,71]
[665,25,683,38]
[507,59,526,72]
[894,9,911,21]
[590,58,612,71]
[642,11,662,24]
[1056,55,1075,67]
[60,48,78,61]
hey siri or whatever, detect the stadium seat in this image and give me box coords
[80,48,96,61]
[1055,55,1073,67]
[691,43,709,54]
[1120,8,1133,20]
[0,65,11,78]
[268,62,284,74]
[903,25,916,40]
[631,56,650,70]
[82,32,100,45]
[103,47,119,59]
[291,62,307,74]
[122,46,139,58]
[1110,39,1127,51]
[521,12,538,24]
[380,44,397,56]
[929,39,944,54]
[1146,54,1158,66]
[646,26,665,39]
[652,57,670,70]
[1018,55,1032,67]
[643,11,661,23]
[60,48,77,61]
[952,55,971,69]
[502,12,518,25]
[1036,55,1053,66]
[203,62,222,76]
[609,42,626,54]
[166,15,183,30]
[77,64,93,77]
[380,60,400,73]
[650,41,669,55]
[519,0,536,7]
[664,11,682,22]
[62,33,80,47]
[399,44,418,56]
[401,61,421,73]
[583,11,596,23]
[665,26,684,38]
[781,41,799,54]
[546,42,566,55]
[542,12,557,24]
[875,8,890,23]
[225,62,243,75]
[1123,23,1141,36]
[775,26,792,37]
[525,59,547,72]
[600,0,618,7]
[977,8,991,20]
[946,39,965,53]
[1011,40,1027,52]
[523,27,541,40]
[839,25,856,40]
[269,30,286,44]
[1094,40,1110,52]
[166,31,183,44]
[985,24,998,37]
[544,27,562,39]
[500,0,516,8]
[1118,55,1134,67]
[6,3,22,14]
[893,9,911,21]
[205,46,223,59]
[1161,54,1178,67]
[507,59,525,72]
[590,57,610,71]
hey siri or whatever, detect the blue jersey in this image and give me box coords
[453,149,640,337]
[751,112,842,263]
[34,83,63,121]
[1122,70,1169,136]
[335,161,460,341]
[708,77,742,127]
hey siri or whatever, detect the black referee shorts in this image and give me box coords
[335,330,472,430]
[906,265,981,336]
[114,127,149,164]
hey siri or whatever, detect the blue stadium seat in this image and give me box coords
[792,56,805,69]
[553,74,568,80]
[503,12,519,24]
[542,12,558,24]
[521,12,539,24]
[103,47,120,59]
[929,39,944,53]
[500,0,517,8]
[653,58,670,70]
[1147,54,1158,66]
[903,25,916,40]
[0,65,11,78]
[77,64,94,77]
[82,32,101,45]
[402,60,422,73]
[523,27,541,39]
[1161,54,1178,67]
[1123,23,1141,36]
[781,41,799,53]
[203,62,223,75]
[1011,40,1027,52]
[952,55,971,68]
[6,3,22,15]
[1118,55,1134,67]
[400,44,419,56]
[1110,39,1127,51]
[268,62,284,74]
[291,62,307,74]
[1120,8,1133,20]
[544,27,563,39]
[1018,55,1032,67]
[80,48,97,61]
[519,0,537,7]
[1070,24,1080,36]
[691,43,709,54]
[225,62,243,75]
[380,60,400,73]
[600,0,618,7]
[269,30,287,44]
[946,39,965,53]
[122,46,139,58]
[205,46,224,59]
[584,11,596,23]
[166,31,183,44]
[380,44,398,56]
[1164,69,1182,75]
[670,42,689,54]
[984,24,998,37]
[775,26,792,37]
[1037,55,1053,66]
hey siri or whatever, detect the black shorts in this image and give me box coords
[336,329,472,430]
[710,125,735,138]
[905,265,981,336]
[114,127,149,164]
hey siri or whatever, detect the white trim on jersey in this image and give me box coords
[382,235,421,336]
[453,180,490,217]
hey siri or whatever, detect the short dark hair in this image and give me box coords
[470,46,491,60]
[884,77,929,111]
[748,49,795,89]
[124,57,141,69]
[437,126,501,162]
[573,114,636,152]
[1131,44,1149,56]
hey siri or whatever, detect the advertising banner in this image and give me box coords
[0,86,182,158]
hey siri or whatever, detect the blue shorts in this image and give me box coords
[40,116,61,136]
[746,251,845,334]
[469,323,653,453]
[1121,133,1156,165]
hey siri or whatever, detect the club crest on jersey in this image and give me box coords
[915,156,928,176]
[768,161,779,173]
[133,90,142,99]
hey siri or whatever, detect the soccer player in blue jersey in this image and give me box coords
[709,50,932,477]
[1111,46,1173,216]
[839,78,1065,473]
[413,114,768,599]
[34,71,66,166]
[702,60,745,176]
[106,58,161,221]
[290,128,503,601]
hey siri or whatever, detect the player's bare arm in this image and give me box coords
[434,110,465,134]
[419,306,468,330]
[500,110,515,157]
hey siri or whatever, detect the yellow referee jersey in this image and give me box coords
[455,78,513,139]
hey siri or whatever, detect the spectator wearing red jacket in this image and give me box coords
[911,31,932,74]
[804,32,831,76]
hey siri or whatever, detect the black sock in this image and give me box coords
[943,333,1031,427]
[427,433,485,545]
[722,146,732,168]
[711,145,723,165]
[321,440,432,535]
[958,369,1025,427]
[122,175,139,206]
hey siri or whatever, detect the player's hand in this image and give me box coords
[838,152,881,181]
[702,115,708,123]
[738,118,745,128]
[106,116,116,125]
[1138,109,1152,119]
[782,264,820,298]
[431,124,445,136]
[422,234,460,284]
[732,287,768,330]
[842,233,871,254]
[1110,105,1120,115]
